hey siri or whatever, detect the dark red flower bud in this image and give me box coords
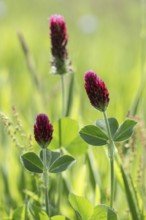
[34,114,53,148]
[84,70,109,112]
[49,15,71,75]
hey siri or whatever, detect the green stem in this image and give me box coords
[110,158,114,208]
[61,75,65,117]
[57,119,63,213]
[103,111,115,208]
[66,73,74,116]
[58,118,62,149]
[57,75,65,213]
[57,174,62,214]
[43,148,49,216]
[103,111,112,140]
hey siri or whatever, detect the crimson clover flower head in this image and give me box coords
[49,14,72,75]
[84,70,110,112]
[34,114,53,148]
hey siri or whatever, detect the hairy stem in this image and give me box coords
[43,148,49,216]
[57,75,66,213]
[110,158,114,208]
[61,75,65,117]
[57,118,63,213]
[103,111,115,208]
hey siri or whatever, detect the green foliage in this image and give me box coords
[50,118,88,156]
[28,202,49,220]
[50,216,70,220]
[49,155,76,173]
[21,152,43,173]
[88,205,118,220]
[69,193,93,220]
[66,136,88,156]
[119,162,141,220]
[40,149,60,169]
[79,125,108,146]
[96,118,119,138]
[113,119,137,142]
[50,118,79,148]
[80,118,137,147]
[0,1,145,219]
[13,205,27,220]
[21,149,75,174]
[69,194,118,220]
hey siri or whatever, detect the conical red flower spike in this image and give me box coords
[49,15,71,75]
[84,70,109,112]
[34,114,53,148]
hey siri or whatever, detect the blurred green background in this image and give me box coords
[0,0,146,219]
[1,0,145,122]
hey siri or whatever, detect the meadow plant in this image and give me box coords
[21,113,75,218]
[49,14,71,76]
[79,70,137,213]
[49,15,75,215]
[0,11,143,220]
[13,15,75,219]
[49,14,73,117]
[34,114,53,216]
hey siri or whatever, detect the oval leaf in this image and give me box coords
[66,136,88,156]
[96,118,119,138]
[49,155,75,173]
[69,193,93,220]
[79,125,108,146]
[88,204,118,220]
[49,118,79,149]
[21,152,43,173]
[113,119,137,142]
